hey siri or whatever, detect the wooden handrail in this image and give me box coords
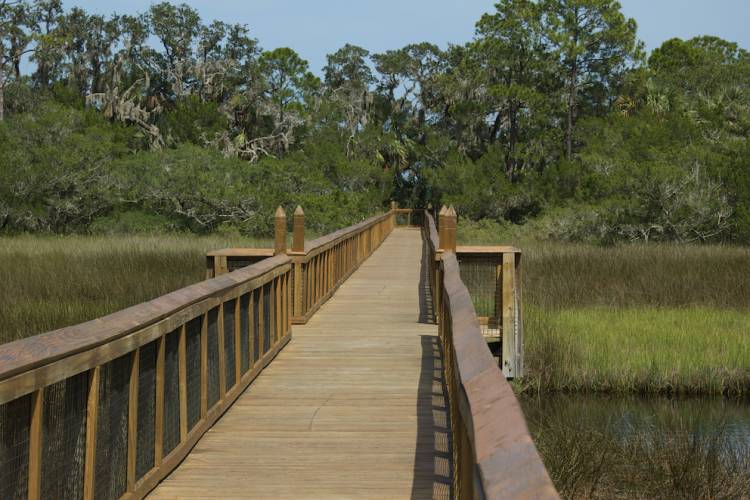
[0,211,395,500]
[0,255,291,394]
[289,210,395,323]
[424,211,558,499]
[0,255,293,500]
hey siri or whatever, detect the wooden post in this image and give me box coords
[274,206,287,255]
[292,206,304,253]
[215,256,229,277]
[291,206,305,321]
[438,206,447,250]
[514,253,524,377]
[439,205,457,252]
[390,201,397,211]
[502,252,517,378]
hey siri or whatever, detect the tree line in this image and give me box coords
[0,0,748,242]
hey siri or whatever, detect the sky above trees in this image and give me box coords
[64,0,750,75]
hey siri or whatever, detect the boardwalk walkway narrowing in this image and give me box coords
[149,228,451,499]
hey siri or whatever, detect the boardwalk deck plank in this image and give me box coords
[148,228,450,499]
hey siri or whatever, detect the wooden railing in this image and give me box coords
[0,210,393,500]
[424,210,559,499]
[206,208,395,324]
[290,211,394,323]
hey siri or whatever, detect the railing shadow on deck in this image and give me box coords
[410,228,452,498]
[424,209,560,499]
[418,228,436,325]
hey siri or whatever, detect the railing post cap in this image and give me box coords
[447,206,456,217]
[439,205,448,216]
[275,206,286,218]
[294,205,304,217]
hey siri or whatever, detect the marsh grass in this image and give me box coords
[521,306,750,395]
[0,234,270,343]
[521,394,750,499]
[458,232,750,394]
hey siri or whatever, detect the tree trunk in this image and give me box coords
[508,100,518,179]
[0,66,5,122]
[566,19,580,161]
[566,60,577,160]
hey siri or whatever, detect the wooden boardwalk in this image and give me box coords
[149,228,451,499]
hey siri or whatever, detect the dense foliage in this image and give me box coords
[0,0,748,241]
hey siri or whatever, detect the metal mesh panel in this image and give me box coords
[396,212,409,226]
[94,355,130,500]
[0,394,31,499]
[253,289,260,363]
[457,253,502,338]
[411,210,424,227]
[309,260,316,309]
[136,341,157,480]
[42,371,88,500]
[299,263,307,317]
[163,329,180,457]
[240,293,250,374]
[223,299,237,390]
[207,307,220,408]
[186,317,202,430]
[263,284,271,354]
[227,256,267,272]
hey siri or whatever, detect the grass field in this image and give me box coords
[2,228,749,396]
[459,224,750,395]
[523,307,750,395]
[0,234,270,344]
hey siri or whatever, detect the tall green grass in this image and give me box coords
[521,306,750,395]
[459,229,750,394]
[0,234,270,344]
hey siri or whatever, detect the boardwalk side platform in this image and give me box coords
[149,228,451,499]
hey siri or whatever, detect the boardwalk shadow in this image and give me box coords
[411,335,452,499]
[412,234,452,499]
[418,229,435,325]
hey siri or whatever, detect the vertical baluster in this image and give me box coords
[155,335,166,465]
[200,313,208,417]
[234,298,242,384]
[178,325,188,441]
[286,272,292,333]
[258,284,265,356]
[28,388,43,500]
[218,303,226,396]
[276,278,280,340]
[83,366,100,500]
[127,349,140,492]
[248,292,255,367]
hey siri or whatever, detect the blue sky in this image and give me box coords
[66,0,750,74]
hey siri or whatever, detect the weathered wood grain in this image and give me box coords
[148,229,451,499]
